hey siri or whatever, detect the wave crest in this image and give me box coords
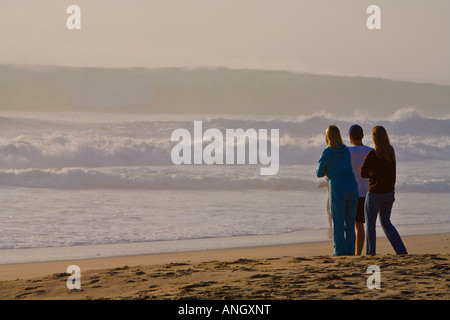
[0,166,447,193]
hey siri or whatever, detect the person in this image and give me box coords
[317,125,359,256]
[318,179,332,229]
[360,126,408,256]
[347,124,372,255]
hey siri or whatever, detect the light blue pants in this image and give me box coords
[365,191,408,255]
[329,183,358,256]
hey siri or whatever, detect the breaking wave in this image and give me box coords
[0,107,449,169]
[0,165,447,193]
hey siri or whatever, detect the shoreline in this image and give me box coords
[0,233,448,300]
[0,232,448,281]
[1,223,448,266]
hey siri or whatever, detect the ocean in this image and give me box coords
[0,66,449,263]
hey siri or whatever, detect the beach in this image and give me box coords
[1,0,449,307]
[0,233,448,300]
[0,112,448,302]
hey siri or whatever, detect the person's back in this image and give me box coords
[360,126,407,256]
[317,144,355,187]
[346,124,372,255]
[348,145,372,196]
[316,125,358,256]
[361,149,396,193]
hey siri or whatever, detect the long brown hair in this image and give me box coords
[372,126,395,161]
[326,125,343,149]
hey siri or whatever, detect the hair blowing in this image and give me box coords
[372,126,395,161]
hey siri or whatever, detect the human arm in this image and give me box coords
[316,149,329,178]
[318,180,328,188]
[360,151,374,178]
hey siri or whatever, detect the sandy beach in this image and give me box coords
[0,233,448,300]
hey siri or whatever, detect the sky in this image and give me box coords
[0,0,449,85]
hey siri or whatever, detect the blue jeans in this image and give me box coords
[365,191,408,255]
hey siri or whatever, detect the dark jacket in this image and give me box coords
[360,149,396,193]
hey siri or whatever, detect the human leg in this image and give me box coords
[355,197,366,255]
[330,189,346,256]
[344,196,357,255]
[379,192,408,255]
[365,192,379,256]
[355,221,365,255]
[327,197,332,229]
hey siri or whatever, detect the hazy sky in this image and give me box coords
[1,0,449,85]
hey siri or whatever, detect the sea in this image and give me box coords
[0,67,449,264]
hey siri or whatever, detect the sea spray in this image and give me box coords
[0,108,449,171]
[171,121,279,175]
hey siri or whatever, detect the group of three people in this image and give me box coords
[317,124,408,256]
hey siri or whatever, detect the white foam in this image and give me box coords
[0,108,449,170]
[0,110,448,252]
[0,165,448,192]
[1,223,448,264]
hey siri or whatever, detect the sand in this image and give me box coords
[0,233,448,300]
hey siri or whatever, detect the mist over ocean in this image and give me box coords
[2,65,449,117]
[0,65,449,251]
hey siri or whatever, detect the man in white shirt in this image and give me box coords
[347,124,372,255]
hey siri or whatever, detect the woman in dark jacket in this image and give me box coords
[360,126,408,256]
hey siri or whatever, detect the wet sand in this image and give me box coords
[0,233,448,300]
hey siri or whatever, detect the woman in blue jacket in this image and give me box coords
[317,125,359,256]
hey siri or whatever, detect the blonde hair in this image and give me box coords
[326,125,343,148]
[372,126,395,161]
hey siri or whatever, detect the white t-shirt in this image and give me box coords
[348,145,373,197]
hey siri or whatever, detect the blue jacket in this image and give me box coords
[317,144,357,189]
